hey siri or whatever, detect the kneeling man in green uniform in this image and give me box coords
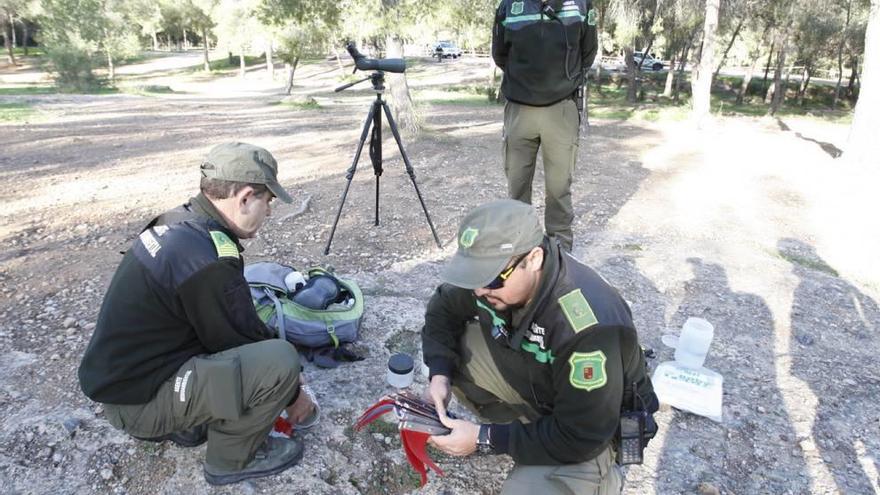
[78,142,314,485]
[423,199,658,494]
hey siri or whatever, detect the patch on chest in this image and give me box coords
[521,322,556,363]
[558,289,598,332]
[511,1,524,15]
[568,351,607,391]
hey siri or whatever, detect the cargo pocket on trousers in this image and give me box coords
[548,460,604,495]
[194,356,244,421]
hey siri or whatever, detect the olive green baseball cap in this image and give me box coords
[441,199,544,289]
[200,142,293,203]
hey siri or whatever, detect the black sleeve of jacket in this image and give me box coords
[178,259,272,353]
[491,1,508,70]
[492,326,624,464]
[422,284,478,379]
[581,1,599,71]
[621,326,659,413]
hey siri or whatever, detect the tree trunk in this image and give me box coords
[845,0,879,162]
[152,30,158,51]
[834,0,853,108]
[22,20,28,56]
[202,28,210,71]
[331,35,345,74]
[761,41,775,98]
[386,33,420,134]
[691,0,720,126]
[239,46,246,78]
[797,66,810,106]
[183,30,188,50]
[713,17,744,82]
[9,14,15,46]
[266,38,274,81]
[107,51,115,80]
[769,42,787,115]
[285,58,298,95]
[847,55,858,100]
[663,53,676,97]
[3,14,15,65]
[624,47,637,103]
[737,52,761,105]
[673,37,694,104]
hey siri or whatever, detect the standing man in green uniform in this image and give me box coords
[78,142,315,486]
[493,0,598,251]
[422,200,657,494]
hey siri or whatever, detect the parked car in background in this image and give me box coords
[433,41,462,59]
[633,51,664,71]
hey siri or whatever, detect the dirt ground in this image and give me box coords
[1,53,879,495]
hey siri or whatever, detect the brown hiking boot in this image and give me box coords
[203,436,304,486]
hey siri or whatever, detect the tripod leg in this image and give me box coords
[324,103,378,255]
[370,103,382,226]
[380,101,443,249]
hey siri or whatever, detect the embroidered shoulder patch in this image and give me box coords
[568,351,607,391]
[511,1,524,15]
[209,231,239,259]
[558,289,598,332]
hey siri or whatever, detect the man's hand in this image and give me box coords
[427,374,451,417]
[285,383,316,426]
[428,413,480,457]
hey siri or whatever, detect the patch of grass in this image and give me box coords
[384,330,419,356]
[591,107,634,120]
[120,85,175,96]
[0,86,55,95]
[418,90,499,106]
[778,251,839,277]
[589,72,853,124]
[0,102,36,122]
[280,99,321,110]
[188,55,264,73]
[12,46,45,57]
[363,419,400,438]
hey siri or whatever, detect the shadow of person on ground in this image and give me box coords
[775,117,842,158]
[779,238,880,493]
[655,257,808,494]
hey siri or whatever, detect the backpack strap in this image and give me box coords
[261,287,286,339]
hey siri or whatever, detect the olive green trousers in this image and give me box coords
[104,339,300,471]
[503,98,580,252]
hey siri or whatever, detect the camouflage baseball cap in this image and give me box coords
[200,142,293,203]
[441,199,544,289]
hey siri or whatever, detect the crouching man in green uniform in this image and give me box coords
[423,199,658,494]
[78,142,314,486]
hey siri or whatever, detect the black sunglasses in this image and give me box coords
[484,252,529,290]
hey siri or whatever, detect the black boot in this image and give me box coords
[134,423,208,448]
[203,436,305,485]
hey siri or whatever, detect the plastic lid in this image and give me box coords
[388,353,414,374]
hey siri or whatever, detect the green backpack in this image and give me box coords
[245,262,363,348]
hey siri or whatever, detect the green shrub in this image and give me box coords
[45,45,106,93]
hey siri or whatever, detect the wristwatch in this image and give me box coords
[476,424,493,455]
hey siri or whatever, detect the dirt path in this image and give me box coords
[1,54,878,495]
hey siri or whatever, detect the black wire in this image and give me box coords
[542,2,580,82]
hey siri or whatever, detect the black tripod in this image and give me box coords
[324,71,442,254]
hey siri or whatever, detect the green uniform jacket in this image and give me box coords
[492,0,598,106]
[423,240,657,465]
[78,194,272,405]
